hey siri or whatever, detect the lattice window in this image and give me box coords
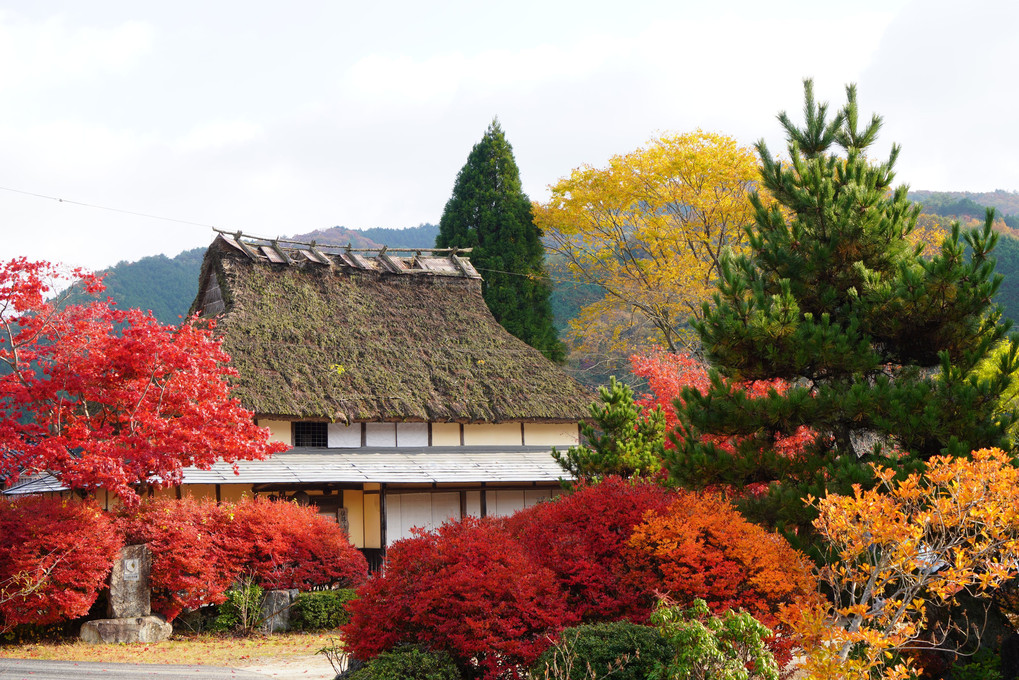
[294,421,328,448]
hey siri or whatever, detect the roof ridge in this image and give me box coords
[212,229,481,279]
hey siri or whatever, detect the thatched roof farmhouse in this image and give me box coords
[8,232,592,567]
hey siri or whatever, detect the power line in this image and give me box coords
[0,185,220,230]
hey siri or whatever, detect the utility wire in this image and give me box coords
[0,185,219,230]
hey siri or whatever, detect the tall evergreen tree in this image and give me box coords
[668,81,1019,546]
[436,119,565,362]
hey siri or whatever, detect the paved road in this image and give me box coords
[0,658,273,679]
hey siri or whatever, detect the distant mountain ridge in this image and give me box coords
[86,224,439,324]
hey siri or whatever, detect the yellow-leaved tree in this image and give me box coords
[793,448,1019,679]
[535,131,759,365]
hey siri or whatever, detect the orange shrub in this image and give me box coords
[626,491,816,666]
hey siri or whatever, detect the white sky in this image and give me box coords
[0,0,1015,271]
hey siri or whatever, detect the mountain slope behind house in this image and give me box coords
[909,190,1019,221]
[64,248,207,323]
[289,224,439,250]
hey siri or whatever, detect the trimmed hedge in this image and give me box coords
[531,620,670,680]
[291,589,357,631]
[345,646,461,680]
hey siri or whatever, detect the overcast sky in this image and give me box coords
[1,0,1015,271]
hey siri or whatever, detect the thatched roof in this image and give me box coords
[191,233,590,423]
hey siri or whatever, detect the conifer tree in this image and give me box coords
[436,119,565,362]
[668,81,1019,545]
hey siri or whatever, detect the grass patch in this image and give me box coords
[0,631,337,667]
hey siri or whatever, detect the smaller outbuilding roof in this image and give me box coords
[2,446,569,494]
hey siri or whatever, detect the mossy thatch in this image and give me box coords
[191,235,591,423]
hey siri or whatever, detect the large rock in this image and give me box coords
[108,544,151,618]
[80,615,172,644]
[260,589,299,633]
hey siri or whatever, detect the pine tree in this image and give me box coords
[668,81,1019,545]
[436,119,565,362]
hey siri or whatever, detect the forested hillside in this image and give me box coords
[65,248,206,324]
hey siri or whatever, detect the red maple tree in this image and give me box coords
[631,350,814,493]
[0,258,286,505]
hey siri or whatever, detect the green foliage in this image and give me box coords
[346,645,462,680]
[950,648,1002,680]
[530,621,670,680]
[552,377,664,483]
[669,80,1019,545]
[211,580,264,634]
[436,118,565,362]
[649,599,778,680]
[290,589,357,631]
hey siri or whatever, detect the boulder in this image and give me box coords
[80,615,172,644]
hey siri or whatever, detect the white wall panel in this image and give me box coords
[327,422,360,448]
[366,422,397,447]
[397,422,428,447]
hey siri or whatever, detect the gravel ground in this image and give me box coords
[239,654,338,679]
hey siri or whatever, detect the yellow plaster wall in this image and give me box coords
[258,419,292,446]
[363,492,382,549]
[180,484,217,501]
[344,490,365,548]
[431,422,460,446]
[219,485,248,503]
[523,422,580,446]
[463,422,522,446]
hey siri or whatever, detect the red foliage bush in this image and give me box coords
[120,496,366,621]
[118,496,237,621]
[224,497,368,590]
[0,497,121,629]
[626,491,816,665]
[505,477,674,623]
[343,517,567,679]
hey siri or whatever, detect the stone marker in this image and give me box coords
[81,543,172,644]
[108,544,151,618]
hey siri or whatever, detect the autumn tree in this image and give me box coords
[794,449,1019,679]
[667,82,1018,542]
[536,131,759,365]
[0,258,286,505]
[436,119,565,362]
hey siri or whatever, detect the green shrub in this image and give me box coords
[291,589,357,631]
[346,645,461,680]
[210,580,264,634]
[530,620,670,680]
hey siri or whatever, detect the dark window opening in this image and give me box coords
[294,421,328,448]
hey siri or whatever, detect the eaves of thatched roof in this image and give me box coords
[191,233,591,424]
